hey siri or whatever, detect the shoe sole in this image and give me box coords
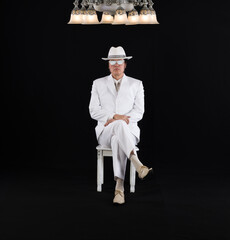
[113,202,125,206]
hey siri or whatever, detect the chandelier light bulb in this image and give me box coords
[149,8,159,24]
[68,0,82,24]
[139,6,151,24]
[101,12,114,24]
[68,12,82,24]
[126,8,139,25]
[80,6,87,24]
[84,5,100,24]
[113,6,128,25]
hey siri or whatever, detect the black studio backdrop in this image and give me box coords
[2,0,230,176]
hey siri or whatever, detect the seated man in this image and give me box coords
[89,46,152,205]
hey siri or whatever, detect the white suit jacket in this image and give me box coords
[89,74,144,141]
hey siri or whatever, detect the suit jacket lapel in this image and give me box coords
[107,74,116,97]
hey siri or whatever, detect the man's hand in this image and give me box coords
[104,114,130,127]
[113,114,130,124]
[104,118,115,127]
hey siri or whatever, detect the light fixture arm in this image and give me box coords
[116,0,125,6]
[148,0,154,9]
[141,0,148,7]
[132,0,139,7]
[72,0,80,10]
[105,0,113,6]
[81,0,88,7]
[88,0,94,7]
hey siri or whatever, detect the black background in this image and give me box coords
[2,0,230,172]
[2,0,230,171]
[1,0,230,239]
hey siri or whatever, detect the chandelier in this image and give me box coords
[68,0,159,25]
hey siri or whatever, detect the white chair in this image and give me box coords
[96,145,139,193]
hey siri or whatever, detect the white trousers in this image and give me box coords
[98,120,138,180]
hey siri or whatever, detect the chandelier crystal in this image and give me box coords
[68,0,159,25]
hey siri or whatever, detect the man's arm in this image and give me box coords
[104,114,130,126]
[126,81,145,123]
[89,81,115,123]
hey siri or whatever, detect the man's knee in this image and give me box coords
[113,120,130,135]
[114,120,127,128]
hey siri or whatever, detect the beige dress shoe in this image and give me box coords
[113,190,125,205]
[138,166,153,180]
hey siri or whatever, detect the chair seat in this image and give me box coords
[96,145,112,151]
[96,145,139,151]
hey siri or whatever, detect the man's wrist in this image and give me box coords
[108,113,116,120]
[113,114,118,120]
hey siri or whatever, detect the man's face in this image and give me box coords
[109,59,126,78]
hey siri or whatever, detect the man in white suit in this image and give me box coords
[89,46,152,205]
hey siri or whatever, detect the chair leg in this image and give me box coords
[130,162,136,193]
[97,150,103,192]
[101,154,104,184]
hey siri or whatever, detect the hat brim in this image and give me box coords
[102,56,133,60]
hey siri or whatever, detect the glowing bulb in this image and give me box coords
[149,9,159,24]
[126,9,139,25]
[84,8,100,24]
[101,12,114,24]
[68,8,82,24]
[139,7,151,24]
[112,7,128,25]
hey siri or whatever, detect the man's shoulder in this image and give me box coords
[93,75,109,84]
[125,75,142,84]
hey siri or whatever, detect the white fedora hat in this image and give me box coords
[102,46,133,60]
